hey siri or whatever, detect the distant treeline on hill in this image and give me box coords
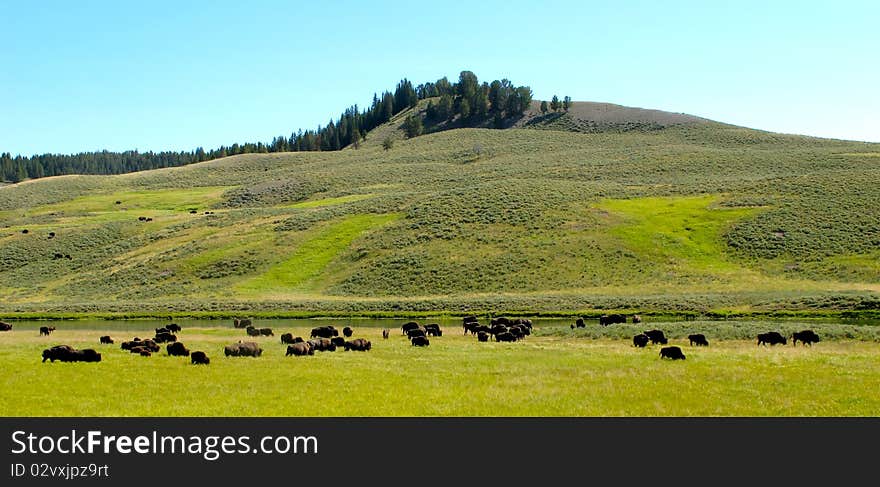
[1,71,532,183]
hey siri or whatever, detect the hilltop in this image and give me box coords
[1,110,879,317]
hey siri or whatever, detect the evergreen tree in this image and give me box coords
[563,96,572,112]
[403,113,423,138]
[540,100,548,114]
[550,95,560,112]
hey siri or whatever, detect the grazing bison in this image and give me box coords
[633,334,650,348]
[245,326,261,337]
[122,339,159,352]
[495,332,517,342]
[508,326,524,340]
[331,336,346,348]
[401,322,420,335]
[42,345,101,363]
[792,330,820,347]
[99,335,114,344]
[514,318,533,329]
[575,318,586,328]
[660,346,686,360]
[258,328,274,336]
[167,342,190,357]
[307,338,336,352]
[411,336,430,347]
[191,351,210,365]
[599,314,627,326]
[224,341,263,357]
[166,323,181,333]
[757,332,787,346]
[286,343,314,356]
[491,317,511,327]
[233,318,252,329]
[463,322,481,335]
[382,329,390,339]
[344,338,372,352]
[280,333,296,344]
[0,321,13,331]
[39,326,56,336]
[407,328,426,339]
[643,329,668,345]
[42,345,75,362]
[154,332,177,343]
[425,324,442,337]
[129,346,147,354]
[688,334,709,346]
[343,326,353,338]
[490,324,508,336]
[477,331,490,342]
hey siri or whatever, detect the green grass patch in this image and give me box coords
[280,193,375,209]
[237,213,400,295]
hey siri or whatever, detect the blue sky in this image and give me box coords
[1,0,878,155]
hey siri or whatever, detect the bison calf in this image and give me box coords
[39,326,56,336]
[99,335,114,344]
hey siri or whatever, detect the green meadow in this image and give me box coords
[1,320,878,416]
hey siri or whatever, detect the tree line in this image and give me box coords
[2,71,533,183]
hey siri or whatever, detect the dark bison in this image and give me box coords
[462,315,478,325]
[407,328,426,339]
[331,336,346,348]
[599,314,627,326]
[191,351,210,365]
[382,329,390,339]
[401,322,420,335]
[139,351,152,357]
[632,315,642,324]
[490,317,511,327]
[757,332,787,346]
[495,332,517,342]
[514,318,533,329]
[286,343,314,356]
[39,326,56,336]
[490,324,508,336]
[259,328,274,336]
[246,326,261,337]
[477,331,489,342]
[166,323,181,333]
[343,326,353,338]
[129,346,147,354]
[307,338,336,352]
[280,333,295,344]
[633,334,650,348]
[688,334,709,346]
[122,339,160,353]
[42,345,101,363]
[154,332,177,343]
[463,322,480,335]
[660,346,686,360]
[344,338,372,352]
[643,329,668,345]
[574,318,586,328]
[155,327,169,335]
[792,330,820,347]
[310,326,337,339]
[167,342,190,357]
[425,324,442,337]
[99,335,114,344]
[225,341,263,357]
[233,318,252,329]
[411,336,430,347]
[0,321,12,331]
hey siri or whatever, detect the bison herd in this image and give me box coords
[10,315,825,367]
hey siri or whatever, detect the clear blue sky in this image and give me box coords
[1,0,878,156]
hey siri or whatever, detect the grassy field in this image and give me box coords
[1,320,879,416]
[0,114,878,314]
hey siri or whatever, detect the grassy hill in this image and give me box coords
[1,106,879,316]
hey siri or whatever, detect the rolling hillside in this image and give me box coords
[1,104,879,316]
